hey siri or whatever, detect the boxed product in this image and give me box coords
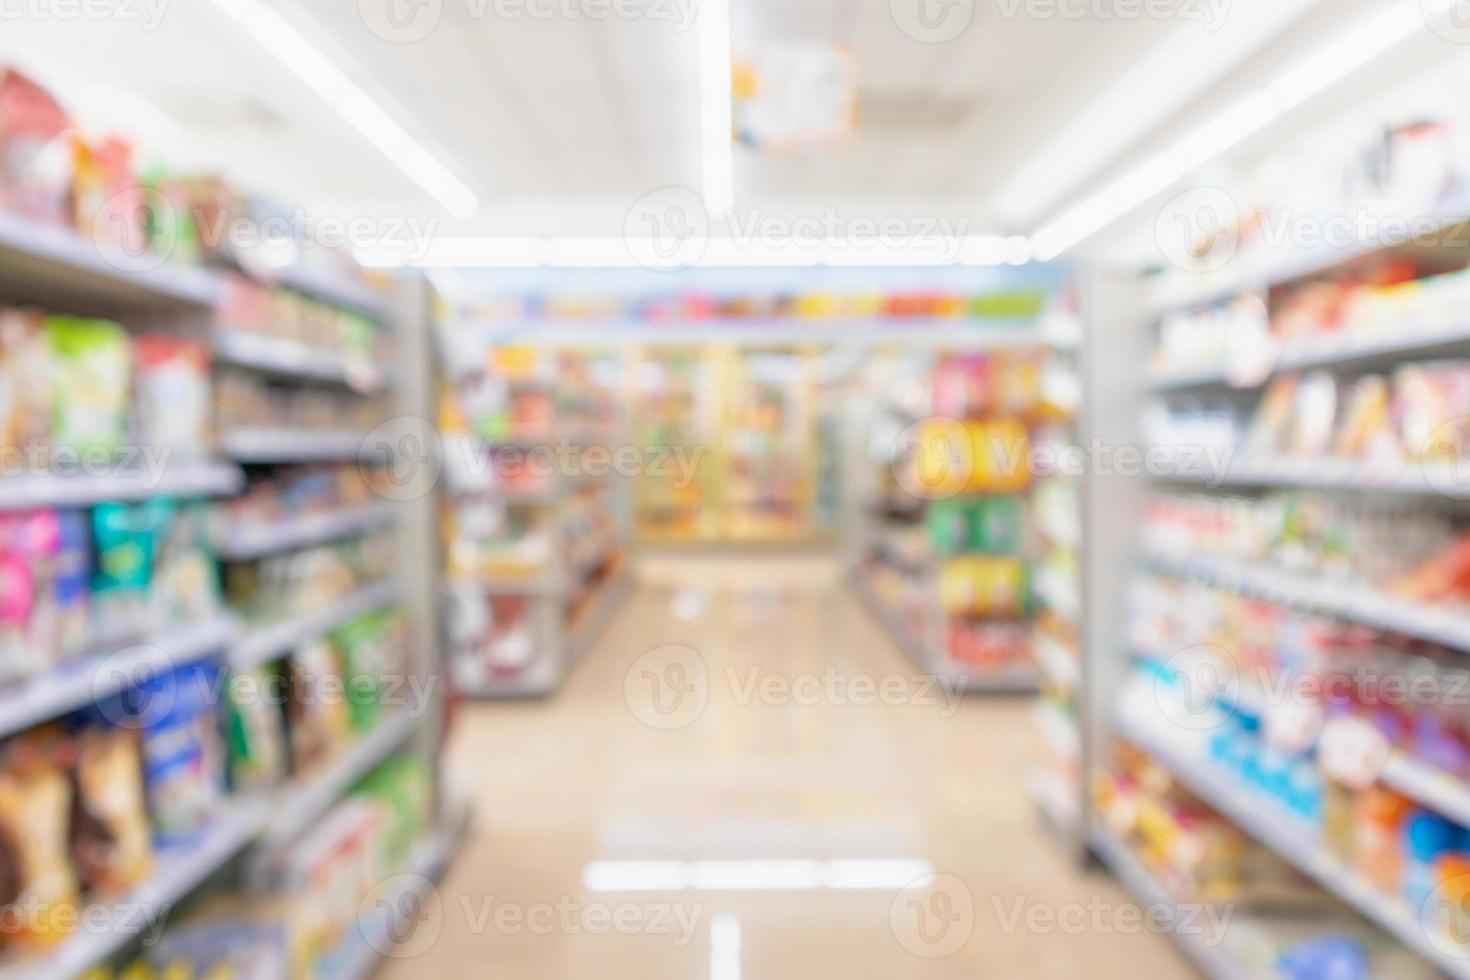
[133,333,211,457]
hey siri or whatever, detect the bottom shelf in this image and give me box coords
[1088,825,1248,980]
[1119,715,1470,979]
[13,801,266,980]
[335,807,474,980]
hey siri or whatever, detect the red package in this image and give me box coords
[0,69,72,225]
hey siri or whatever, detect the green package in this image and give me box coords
[92,502,153,639]
[225,664,287,792]
[46,316,131,456]
[970,495,1027,555]
[333,611,392,733]
[924,499,971,556]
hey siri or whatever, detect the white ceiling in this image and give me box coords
[1,0,1460,256]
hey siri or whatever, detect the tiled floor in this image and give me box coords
[382,555,1191,979]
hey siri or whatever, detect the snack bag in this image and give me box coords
[333,612,393,734]
[134,662,227,846]
[0,308,50,454]
[45,317,132,457]
[92,503,152,643]
[0,68,72,225]
[52,511,91,658]
[69,722,152,894]
[146,500,220,626]
[14,509,60,667]
[287,640,351,774]
[0,733,80,948]
[0,516,34,683]
[224,665,287,793]
[134,334,211,457]
[72,135,145,256]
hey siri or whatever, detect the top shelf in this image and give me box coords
[0,209,390,321]
[268,264,392,321]
[0,209,220,312]
[1146,193,1470,319]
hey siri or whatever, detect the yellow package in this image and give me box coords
[912,418,1031,497]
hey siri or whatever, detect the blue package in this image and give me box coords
[1275,936,1368,980]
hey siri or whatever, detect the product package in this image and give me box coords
[0,68,72,225]
[45,317,132,458]
[0,730,80,949]
[133,333,211,457]
[132,662,227,846]
[224,664,287,794]
[286,640,352,774]
[68,721,152,896]
[0,308,50,454]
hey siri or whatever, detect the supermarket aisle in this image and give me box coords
[385,556,1189,979]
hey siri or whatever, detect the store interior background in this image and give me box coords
[4,1,1470,978]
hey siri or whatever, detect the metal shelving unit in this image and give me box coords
[1086,183,1470,976]
[0,209,466,975]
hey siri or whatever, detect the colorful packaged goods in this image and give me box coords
[0,68,71,226]
[131,662,227,846]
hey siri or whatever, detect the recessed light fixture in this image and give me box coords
[369,235,1027,269]
[1031,2,1435,259]
[209,0,478,219]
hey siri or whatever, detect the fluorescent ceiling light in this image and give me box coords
[699,0,735,217]
[396,236,1021,269]
[1031,2,1428,259]
[209,0,478,219]
[580,858,935,892]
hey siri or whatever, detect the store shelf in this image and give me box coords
[567,567,634,666]
[459,656,562,699]
[4,799,265,980]
[1146,193,1470,317]
[257,712,422,852]
[449,574,565,598]
[1035,631,1081,692]
[0,459,243,511]
[1143,550,1470,652]
[1154,455,1470,499]
[216,502,397,561]
[335,814,471,980]
[1030,770,1081,838]
[233,580,402,670]
[0,209,220,311]
[268,264,392,321]
[1381,754,1470,831]
[1034,567,1081,621]
[947,664,1039,694]
[214,329,387,392]
[1149,314,1470,392]
[1087,825,1248,980]
[0,615,238,742]
[1118,714,1470,979]
[222,428,379,464]
[849,566,932,670]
